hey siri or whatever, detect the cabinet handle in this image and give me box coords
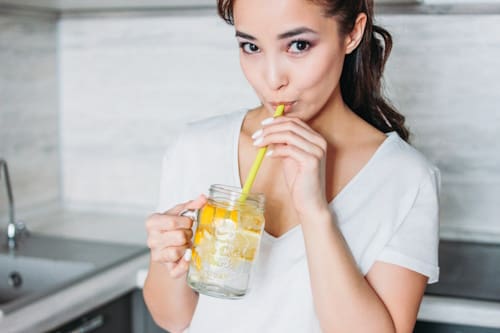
[61,314,105,333]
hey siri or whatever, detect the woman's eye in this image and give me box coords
[240,42,260,54]
[288,40,310,54]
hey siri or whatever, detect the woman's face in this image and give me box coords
[233,0,349,119]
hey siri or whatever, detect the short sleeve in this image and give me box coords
[376,166,441,283]
[155,135,183,214]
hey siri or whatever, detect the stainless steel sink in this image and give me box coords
[1,159,147,315]
[0,233,147,315]
[0,255,94,308]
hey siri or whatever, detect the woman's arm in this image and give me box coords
[300,209,427,333]
[143,196,206,333]
[143,260,199,333]
[253,116,428,332]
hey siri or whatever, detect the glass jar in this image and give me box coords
[185,184,265,299]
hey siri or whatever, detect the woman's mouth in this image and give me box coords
[270,101,297,113]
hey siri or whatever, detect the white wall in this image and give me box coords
[380,15,500,241]
[59,12,258,213]
[1,7,499,242]
[58,10,500,242]
[60,13,500,239]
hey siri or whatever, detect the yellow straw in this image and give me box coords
[240,104,285,202]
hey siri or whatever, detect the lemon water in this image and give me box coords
[187,202,265,299]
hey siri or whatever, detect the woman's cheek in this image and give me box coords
[241,61,266,98]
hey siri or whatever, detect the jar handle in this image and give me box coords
[179,208,198,221]
[179,209,199,234]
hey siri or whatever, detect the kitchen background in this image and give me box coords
[1,0,500,332]
[1,0,499,242]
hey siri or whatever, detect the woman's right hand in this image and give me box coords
[145,194,207,279]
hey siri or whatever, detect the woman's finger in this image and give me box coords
[146,213,194,232]
[167,194,207,215]
[267,143,323,170]
[259,117,327,151]
[147,227,192,250]
[146,194,208,232]
[168,256,191,279]
[166,228,193,246]
[255,121,326,155]
[255,130,325,159]
[162,245,190,263]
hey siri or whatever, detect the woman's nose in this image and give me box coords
[265,56,288,91]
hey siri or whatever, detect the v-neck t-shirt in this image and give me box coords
[156,110,440,333]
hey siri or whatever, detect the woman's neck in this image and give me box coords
[308,90,357,146]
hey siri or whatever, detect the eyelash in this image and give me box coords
[288,40,311,54]
[238,39,312,55]
[239,42,260,54]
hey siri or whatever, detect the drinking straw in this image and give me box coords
[240,104,285,202]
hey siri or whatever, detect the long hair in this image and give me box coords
[217,0,410,142]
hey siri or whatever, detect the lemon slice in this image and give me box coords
[234,229,260,261]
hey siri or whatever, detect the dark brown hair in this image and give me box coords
[217,0,409,141]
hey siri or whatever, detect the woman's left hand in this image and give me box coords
[253,116,329,216]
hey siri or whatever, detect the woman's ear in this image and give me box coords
[344,13,367,54]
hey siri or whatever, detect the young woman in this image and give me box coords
[143,0,440,332]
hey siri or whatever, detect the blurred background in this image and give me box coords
[0,0,500,332]
[1,0,499,240]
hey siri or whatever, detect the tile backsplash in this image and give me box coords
[0,10,59,223]
[59,12,257,214]
[1,8,499,241]
[381,15,500,241]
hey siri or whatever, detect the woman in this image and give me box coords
[143,0,440,332]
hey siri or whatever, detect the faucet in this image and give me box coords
[0,158,28,250]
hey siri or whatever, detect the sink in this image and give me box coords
[0,255,94,312]
[0,233,147,316]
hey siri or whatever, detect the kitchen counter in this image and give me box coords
[426,240,500,302]
[419,239,500,328]
[0,209,149,333]
[1,209,500,332]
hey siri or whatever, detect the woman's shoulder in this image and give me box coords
[174,109,247,148]
[185,109,247,133]
[381,132,440,184]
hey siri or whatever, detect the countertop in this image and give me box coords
[0,209,150,333]
[1,209,500,332]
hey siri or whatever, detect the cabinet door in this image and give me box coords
[131,289,169,333]
[48,293,132,333]
[415,321,500,333]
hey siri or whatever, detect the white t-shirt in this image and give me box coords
[156,110,440,333]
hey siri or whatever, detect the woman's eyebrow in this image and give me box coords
[235,27,318,41]
[235,30,256,40]
[277,27,318,39]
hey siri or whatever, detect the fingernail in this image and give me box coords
[265,150,273,157]
[251,129,263,139]
[253,137,263,146]
[261,117,274,125]
[183,248,192,262]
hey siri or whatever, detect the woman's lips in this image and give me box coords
[270,101,296,113]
